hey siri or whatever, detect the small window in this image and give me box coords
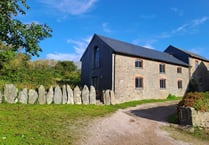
[135,77,143,88]
[160,79,166,89]
[195,60,199,69]
[178,80,183,89]
[135,59,143,68]
[159,64,165,73]
[177,67,182,73]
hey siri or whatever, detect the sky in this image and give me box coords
[19,0,209,62]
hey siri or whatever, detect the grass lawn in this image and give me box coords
[0,98,181,145]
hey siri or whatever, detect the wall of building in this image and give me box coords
[189,57,209,91]
[114,54,189,103]
[81,36,113,92]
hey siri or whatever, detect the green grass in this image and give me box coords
[0,97,181,145]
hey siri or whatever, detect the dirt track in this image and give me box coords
[79,101,192,145]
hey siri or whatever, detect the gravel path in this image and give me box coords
[79,101,191,145]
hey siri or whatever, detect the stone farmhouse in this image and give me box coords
[80,34,209,103]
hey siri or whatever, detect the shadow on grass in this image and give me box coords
[130,104,178,123]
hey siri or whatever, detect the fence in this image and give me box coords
[0,84,116,105]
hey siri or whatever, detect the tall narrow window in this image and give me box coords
[160,79,166,89]
[94,47,100,68]
[159,64,165,73]
[195,60,199,69]
[135,59,143,68]
[178,80,183,89]
[135,77,143,88]
[177,67,182,73]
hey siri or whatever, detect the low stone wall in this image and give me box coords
[0,84,116,105]
[178,106,209,128]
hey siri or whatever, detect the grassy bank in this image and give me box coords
[0,98,181,145]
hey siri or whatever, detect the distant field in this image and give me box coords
[0,98,181,145]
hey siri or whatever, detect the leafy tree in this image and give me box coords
[0,0,52,57]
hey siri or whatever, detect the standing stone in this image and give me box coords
[62,85,67,104]
[89,86,96,104]
[81,85,89,104]
[103,90,111,105]
[73,86,81,104]
[4,84,18,103]
[0,91,2,103]
[18,88,28,104]
[67,85,74,104]
[54,85,62,104]
[38,85,46,104]
[46,86,54,104]
[28,89,38,104]
[110,90,116,105]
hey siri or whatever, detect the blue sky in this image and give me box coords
[19,0,209,61]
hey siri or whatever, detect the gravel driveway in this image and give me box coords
[79,101,192,145]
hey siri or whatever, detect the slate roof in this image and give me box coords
[95,34,189,67]
[167,45,209,62]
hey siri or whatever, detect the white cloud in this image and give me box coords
[192,17,209,26]
[157,16,209,38]
[47,36,92,61]
[102,23,112,33]
[40,0,98,15]
[170,8,184,16]
[132,39,157,49]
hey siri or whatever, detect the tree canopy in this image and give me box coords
[0,0,52,57]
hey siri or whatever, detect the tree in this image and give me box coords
[0,0,52,57]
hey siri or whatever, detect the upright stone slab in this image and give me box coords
[4,84,18,103]
[110,90,116,105]
[73,86,81,104]
[0,91,2,103]
[62,85,67,104]
[28,89,38,104]
[46,86,54,104]
[89,86,96,104]
[104,90,111,105]
[81,85,89,104]
[18,88,28,104]
[54,85,62,104]
[67,85,74,104]
[38,85,46,104]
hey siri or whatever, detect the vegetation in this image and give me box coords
[162,126,209,144]
[167,94,177,100]
[178,92,209,112]
[0,0,52,57]
[0,98,180,144]
[0,1,78,89]
[0,55,81,89]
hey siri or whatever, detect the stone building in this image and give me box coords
[80,34,209,103]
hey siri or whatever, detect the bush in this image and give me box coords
[178,92,209,112]
[167,94,177,100]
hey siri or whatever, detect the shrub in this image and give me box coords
[167,94,177,100]
[178,92,209,112]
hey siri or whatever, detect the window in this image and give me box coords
[135,77,143,88]
[195,60,199,69]
[94,47,100,68]
[135,59,143,68]
[177,67,182,73]
[159,64,165,73]
[160,79,166,89]
[177,80,183,89]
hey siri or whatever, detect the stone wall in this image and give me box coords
[178,106,209,128]
[0,84,115,105]
[114,54,189,103]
